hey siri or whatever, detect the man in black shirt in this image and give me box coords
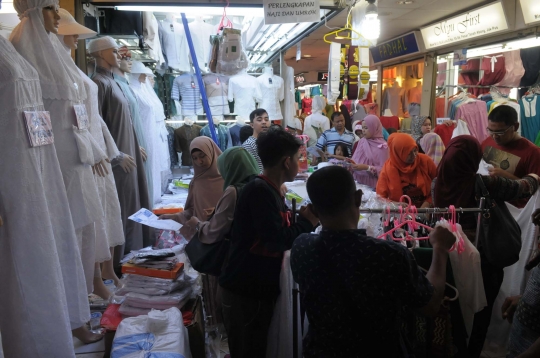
[291,166,456,357]
[219,127,319,357]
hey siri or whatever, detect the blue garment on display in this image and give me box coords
[200,123,231,152]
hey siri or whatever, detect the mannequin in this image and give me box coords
[0,23,76,357]
[88,36,151,261]
[159,14,189,71]
[113,47,154,205]
[142,11,165,67]
[128,69,162,207]
[383,109,393,116]
[57,9,125,298]
[228,69,262,119]
[380,108,400,130]
[203,73,230,115]
[171,69,204,116]
[303,96,330,147]
[10,0,103,344]
[407,81,422,118]
[188,15,214,73]
[229,116,246,146]
[382,81,405,118]
[200,115,232,151]
[174,116,201,166]
[256,66,284,120]
[302,95,313,115]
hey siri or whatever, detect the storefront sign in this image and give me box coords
[263,0,320,25]
[370,32,421,64]
[520,0,540,25]
[317,72,328,81]
[420,2,508,50]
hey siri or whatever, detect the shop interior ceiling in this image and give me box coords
[284,0,492,80]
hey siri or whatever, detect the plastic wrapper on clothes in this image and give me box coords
[216,28,249,76]
[357,190,391,238]
[124,287,192,310]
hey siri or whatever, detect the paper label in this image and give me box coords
[73,104,90,130]
[23,111,54,147]
[263,0,320,25]
[129,208,183,232]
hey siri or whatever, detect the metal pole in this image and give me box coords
[180,13,219,145]
[474,197,486,247]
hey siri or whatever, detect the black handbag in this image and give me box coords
[185,186,239,276]
[475,175,522,269]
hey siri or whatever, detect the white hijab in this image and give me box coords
[10,0,86,103]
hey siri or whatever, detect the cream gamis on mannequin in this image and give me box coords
[10,0,104,341]
[0,35,76,358]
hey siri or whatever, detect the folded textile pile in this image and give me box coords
[128,248,178,270]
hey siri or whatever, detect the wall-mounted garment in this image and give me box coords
[476,54,506,96]
[256,73,284,120]
[455,101,489,142]
[460,59,481,89]
[381,86,405,118]
[143,12,165,68]
[203,74,230,116]
[200,123,231,152]
[519,47,540,87]
[497,50,525,90]
[302,97,312,115]
[159,19,190,72]
[174,124,202,166]
[519,94,540,143]
[228,72,261,120]
[171,73,204,116]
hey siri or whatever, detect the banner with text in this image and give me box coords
[420,2,508,50]
[264,0,320,25]
[520,0,540,25]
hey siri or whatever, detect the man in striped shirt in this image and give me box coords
[242,108,270,173]
[316,112,355,156]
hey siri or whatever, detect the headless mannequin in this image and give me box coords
[185,117,195,126]
[236,116,246,126]
[228,69,261,119]
[257,66,284,120]
[63,36,122,301]
[174,116,201,166]
[383,109,393,116]
[213,115,222,126]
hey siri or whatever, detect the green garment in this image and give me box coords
[325,104,334,122]
[217,147,259,191]
[535,130,540,147]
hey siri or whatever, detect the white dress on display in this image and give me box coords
[228,71,262,120]
[143,12,166,68]
[130,74,162,205]
[0,35,76,358]
[283,66,297,128]
[144,78,171,173]
[11,0,100,323]
[159,19,190,72]
[256,69,284,120]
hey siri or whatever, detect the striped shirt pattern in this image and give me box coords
[242,136,263,173]
[316,127,355,155]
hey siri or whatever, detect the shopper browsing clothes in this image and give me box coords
[242,108,270,173]
[219,127,319,357]
[316,111,355,155]
[291,166,456,357]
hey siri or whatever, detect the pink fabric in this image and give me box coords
[455,101,489,142]
[351,115,389,188]
[497,50,525,94]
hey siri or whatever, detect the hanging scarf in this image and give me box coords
[419,133,445,166]
[217,147,259,190]
[185,137,224,220]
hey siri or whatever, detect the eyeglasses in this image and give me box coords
[486,126,513,136]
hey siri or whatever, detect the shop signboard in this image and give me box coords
[263,0,320,25]
[520,0,540,25]
[420,2,508,50]
[317,72,328,81]
[369,32,422,64]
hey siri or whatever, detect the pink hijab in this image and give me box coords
[185,137,224,221]
[351,115,389,187]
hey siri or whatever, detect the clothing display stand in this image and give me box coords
[180,13,218,144]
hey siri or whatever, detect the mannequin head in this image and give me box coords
[42,5,60,34]
[88,37,121,71]
[118,47,132,73]
[184,117,195,126]
[62,34,79,50]
[213,116,223,125]
[138,74,147,83]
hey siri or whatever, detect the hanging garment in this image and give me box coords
[327,42,341,105]
[166,125,179,168]
[408,103,421,118]
[303,97,330,147]
[171,73,204,116]
[0,35,77,358]
[436,62,447,87]
[174,124,202,166]
[301,97,312,115]
[228,72,262,120]
[92,66,151,253]
[257,74,284,120]
[115,73,154,204]
[188,19,214,72]
[380,115,400,130]
[203,74,230,115]
[454,101,489,142]
[520,94,540,143]
[407,86,422,105]
[200,123,231,152]
[283,66,297,129]
[129,75,161,205]
[80,69,124,262]
[519,47,540,87]
[142,12,166,68]
[484,192,540,357]
[159,19,190,72]
[476,54,506,95]
[381,86,405,118]
[433,122,456,146]
[497,50,525,89]
[229,124,243,146]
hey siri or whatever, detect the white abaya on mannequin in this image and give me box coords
[10,0,101,325]
[0,36,76,358]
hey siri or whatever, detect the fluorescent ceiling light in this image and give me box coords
[0,2,16,14]
[115,6,264,18]
[466,37,540,58]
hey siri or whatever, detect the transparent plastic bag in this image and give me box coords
[216,28,249,76]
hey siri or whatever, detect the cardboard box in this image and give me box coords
[121,262,184,280]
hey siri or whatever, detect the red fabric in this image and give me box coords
[101,304,123,331]
[380,116,400,130]
[435,97,446,119]
[476,54,506,96]
[302,97,312,115]
[433,123,456,146]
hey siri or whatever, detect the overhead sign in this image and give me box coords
[263,0,320,25]
[420,2,508,50]
[369,32,421,64]
[520,0,540,25]
[317,72,328,81]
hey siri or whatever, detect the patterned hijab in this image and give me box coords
[419,133,445,166]
[411,116,428,141]
[217,147,259,191]
[185,137,224,220]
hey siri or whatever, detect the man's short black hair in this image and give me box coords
[257,126,301,168]
[307,166,356,216]
[331,111,343,122]
[239,125,253,144]
[249,108,268,123]
[488,105,518,126]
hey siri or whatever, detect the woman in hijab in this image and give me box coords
[350,115,389,188]
[433,135,539,358]
[11,0,103,343]
[411,115,432,142]
[376,133,437,207]
[418,132,445,166]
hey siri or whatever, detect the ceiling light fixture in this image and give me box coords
[361,0,380,40]
[0,1,16,14]
[397,0,414,4]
